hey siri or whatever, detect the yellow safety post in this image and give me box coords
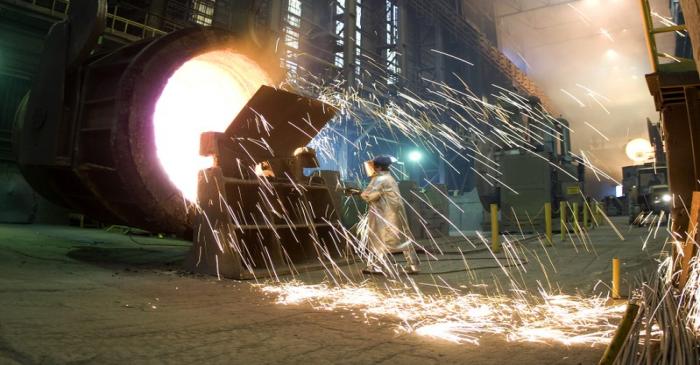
[573,202,579,229]
[612,257,621,299]
[590,201,599,228]
[490,204,500,253]
[560,201,567,241]
[593,201,601,228]
[583,200,590,229]
[544,202,552,245]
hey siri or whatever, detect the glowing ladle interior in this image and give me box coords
[154,50,272,201]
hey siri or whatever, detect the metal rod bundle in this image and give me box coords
[608,273,699,365]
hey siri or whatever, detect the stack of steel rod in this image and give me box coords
[610,269,699,365]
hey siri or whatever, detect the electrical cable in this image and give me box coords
[388,251,530,275]
[415,260,529,275]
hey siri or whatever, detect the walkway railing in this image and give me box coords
[639,0,695,74]
[0,0,178,41]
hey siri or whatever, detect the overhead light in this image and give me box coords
[625,138,653,163]
[408,150,423,162]
[662,194,671,202]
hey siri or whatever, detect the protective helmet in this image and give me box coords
[372,155,394,168]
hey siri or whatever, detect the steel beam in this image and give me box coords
[496,0,579,19]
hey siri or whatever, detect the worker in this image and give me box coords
[359,155,420,275]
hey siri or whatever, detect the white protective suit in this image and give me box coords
[362,171,419,271]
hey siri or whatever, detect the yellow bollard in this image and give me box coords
[612,257,621,299]
[544,202,552,245]
[583,200,590,229]
[589,201,598,228]
[491,204,500,253]
[572,202,579,228]
[560,201,567,241]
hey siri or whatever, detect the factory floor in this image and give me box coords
[0,218,667,365]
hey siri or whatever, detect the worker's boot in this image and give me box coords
[404,264,420,274]
[403,247,420,274]
[362,265,384,275]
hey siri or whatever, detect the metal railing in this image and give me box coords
[107,6,169,39]
[1,0,177,41]
[0,0,68,16]
[639,0,695,74]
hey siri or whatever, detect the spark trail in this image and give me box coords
[261,281,626,346]
[192,49,667,348]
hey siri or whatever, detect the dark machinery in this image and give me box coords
[623,120,670,224]
[476,97,584,233]
[13,0,284,235]
[186,85,344,279]
[629,166,669,220]
[14,1,347,278]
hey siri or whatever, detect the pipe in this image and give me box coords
[557,118,571,158]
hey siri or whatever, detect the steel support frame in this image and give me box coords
[646,72,700,284]
[640,0,700,286]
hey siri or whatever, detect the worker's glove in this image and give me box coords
[361,191,381,202]
[344,188,361,196]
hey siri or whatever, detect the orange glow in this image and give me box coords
[153,50,272,201]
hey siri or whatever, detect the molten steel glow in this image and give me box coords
[154,50,272,201]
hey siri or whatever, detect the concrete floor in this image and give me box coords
[0,218,667,364]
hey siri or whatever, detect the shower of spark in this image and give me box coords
[600,28,614,42]
[260,281,626,346]
[560,88,586,108]
[567,3,592,25]
[186,48,662,347]
[685,253,700,333]
[584,121,610,141]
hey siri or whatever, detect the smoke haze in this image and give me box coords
[494,0,674,197]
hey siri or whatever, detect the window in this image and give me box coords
[355,0,362,76]
[191,0,216,26]
[385,0,400,84]
[334,0,345,69]
[284,0,303,74]
[288,0,301,16]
